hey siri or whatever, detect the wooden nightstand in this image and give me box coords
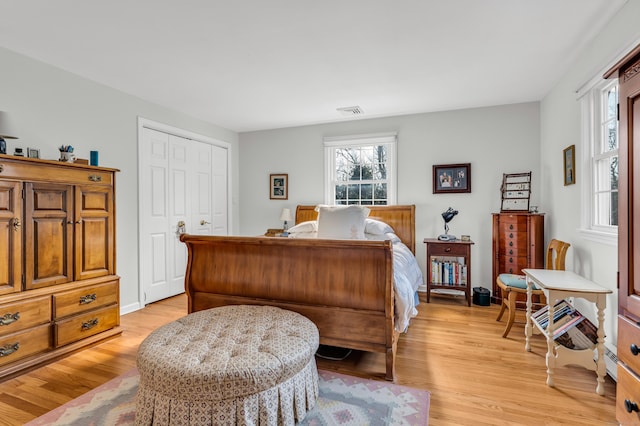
[424,238,474,306]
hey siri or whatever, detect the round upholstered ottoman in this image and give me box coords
[135,305,319,425]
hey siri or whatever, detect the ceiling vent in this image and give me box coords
[336,105,364,116]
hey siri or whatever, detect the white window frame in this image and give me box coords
[577,76,618,246]
[323,132,397,205]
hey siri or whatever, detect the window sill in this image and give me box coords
[577,228,618,246]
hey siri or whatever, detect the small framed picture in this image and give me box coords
[270,173,288,200]
[563,145,575,186]
[27,148,40,159]
[433,163,471,194]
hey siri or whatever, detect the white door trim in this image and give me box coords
[137,117,233,307]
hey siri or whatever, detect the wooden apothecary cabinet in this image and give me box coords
[0,155,120,380]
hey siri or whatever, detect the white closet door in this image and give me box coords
[212,144,228,235]
[191,141,213,235]
[140,128,173,304]
[140,126,229,305]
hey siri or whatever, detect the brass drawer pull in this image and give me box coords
[12,218,20,231]
[0,164,3,173]
[88,174,102,182]
[79,294,97,305]
[0,343,19,357]
[82,318,99,330]
[0,312,20,326]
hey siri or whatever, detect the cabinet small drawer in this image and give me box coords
[498,256,528,275]
[498,216,528,232]
[616,363,640,425]
[428,244,467,256]
[618,316,640,373]
[53,281,118,319]
[54,305,119,347]
[0,296,51,336]
[0,324,51,367]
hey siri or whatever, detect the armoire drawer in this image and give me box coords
[617,362,640,425]
[54,305,119,347]
[53,281,118,319]
[0,324,52,367]
[618,315,640,373]
[0,296,51,336]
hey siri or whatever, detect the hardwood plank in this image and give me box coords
[0,293,616,425]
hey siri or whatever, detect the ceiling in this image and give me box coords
[0,1,627,133]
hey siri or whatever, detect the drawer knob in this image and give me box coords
[79,294,97,305]
[88,174,102,182]
[82,318,99,330]
[631,344,639,356]
[0,312,20,326]
[509,224,513,230]
[509,268,513,273]
[509,233,513,238]
[444,247,451,253]
[625,399,639,413]
[509,258,513,263]
[509,249,513,255]
[0,342,19,357]
[509,241,513,247]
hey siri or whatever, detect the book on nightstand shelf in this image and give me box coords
[531,299,598,350]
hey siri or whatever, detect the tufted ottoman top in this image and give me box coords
[136,305,319,400]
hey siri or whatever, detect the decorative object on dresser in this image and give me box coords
[437,207,458,241]
[605,42,640,424]
[563,145,576,186]
[495,239,570,338]
[491,212,544,305]
[424,238,474,306]
[269,173,288,200]
[432,163,471,194]
[0,112,18,155]
[26,148,39,159]
[500,172,531,212]
[0,155,120,381]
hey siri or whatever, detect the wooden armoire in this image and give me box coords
[0,155,120,380]
[606,44,640,425]
[491,212,545,303]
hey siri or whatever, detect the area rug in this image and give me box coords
[25,368,430,425]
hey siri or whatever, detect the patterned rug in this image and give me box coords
[25,369,430,425]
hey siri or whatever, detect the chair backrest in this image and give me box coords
[546,239,571,271]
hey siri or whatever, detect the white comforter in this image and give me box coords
[287,223,423,332]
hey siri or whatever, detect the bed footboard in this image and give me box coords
[180,234,398,380]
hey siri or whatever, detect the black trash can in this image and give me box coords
[473,287,490,306]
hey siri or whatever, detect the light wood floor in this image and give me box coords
[0,293,616,425]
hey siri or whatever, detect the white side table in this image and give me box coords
[523,269,612,396]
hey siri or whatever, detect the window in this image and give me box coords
[579,77,618,245]
[324,133,397,205]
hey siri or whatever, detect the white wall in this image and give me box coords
[540,0,640,353]
[239,102,541,291]
[0,46,240,313]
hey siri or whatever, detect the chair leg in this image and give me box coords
[496,296,507,321]
[502,291,518,338]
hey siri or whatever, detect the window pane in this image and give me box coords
[374,183,387,201]
[611,155,618,190]
[606,86,617,121]
[348,183,360,200]
[606,121,617,151]
[335,184,347,201]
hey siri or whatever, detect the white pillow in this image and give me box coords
[287,220,317,233]
[365,218,394,235]
[317,205,369,239]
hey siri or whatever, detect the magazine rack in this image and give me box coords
[522,269,612,396]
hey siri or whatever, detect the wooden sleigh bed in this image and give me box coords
[179,205,416,381]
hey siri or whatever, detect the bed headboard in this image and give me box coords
[295,204,416,254]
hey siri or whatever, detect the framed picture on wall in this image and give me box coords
[563,145,575,186]
[270,173,288,200]
[433,163,471,194]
